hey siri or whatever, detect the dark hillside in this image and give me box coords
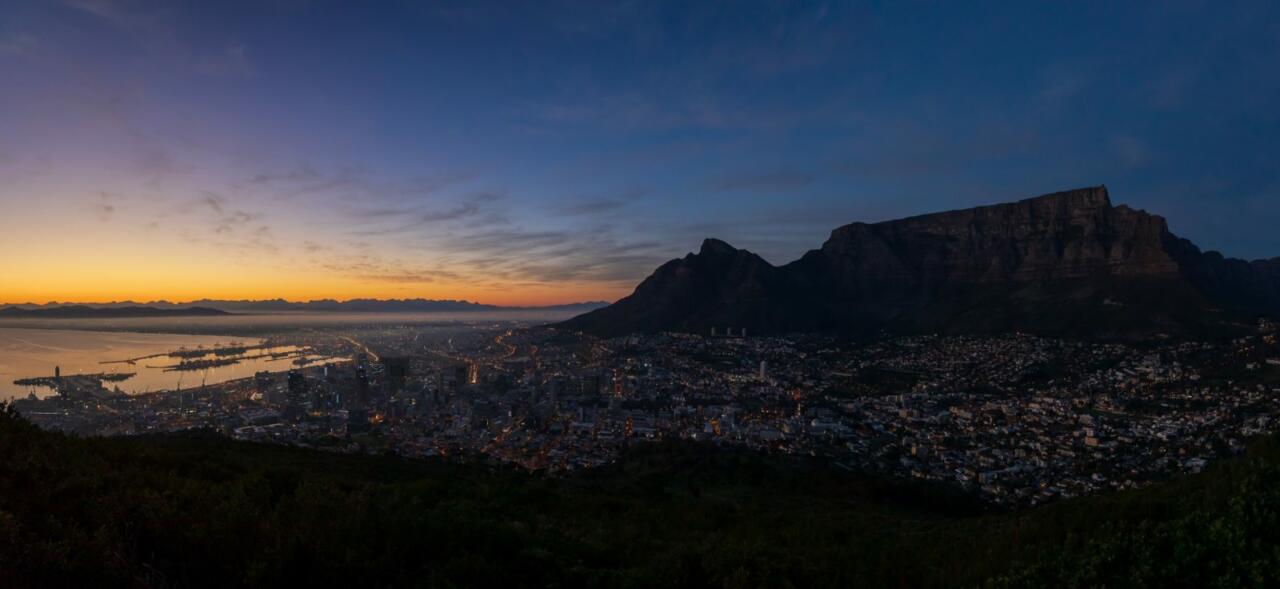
[2,404,1278,587]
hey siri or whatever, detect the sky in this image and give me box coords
[1,0,1279,306]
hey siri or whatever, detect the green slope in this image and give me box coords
[2,403,1279,588]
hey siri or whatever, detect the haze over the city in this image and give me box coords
[2,0,1279,306]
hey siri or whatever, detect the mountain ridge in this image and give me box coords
[560,186,1280,338]
[0,305,229,319]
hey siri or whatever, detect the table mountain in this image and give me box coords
[560,186,1280,338]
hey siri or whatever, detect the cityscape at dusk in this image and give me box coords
[4,1,1280,587]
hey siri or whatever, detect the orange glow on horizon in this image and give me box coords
[0,180,637,308]
[0,282,626,307]
[0,245,629,307]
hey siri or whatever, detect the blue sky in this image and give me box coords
[1,0,1278,304]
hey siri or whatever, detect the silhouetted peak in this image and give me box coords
[1008,185,1112,212]
[561,185,1280,338]
[699,238,739,256]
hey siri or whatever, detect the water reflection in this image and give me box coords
[0,327,344,401]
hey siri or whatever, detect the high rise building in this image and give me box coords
[383,356,410,395]
[254,371,273,401]
[287,370,306,400]
[354,364,371,409]
[347,408,371,434]
[580,374,602,396]
[286,370,308,418]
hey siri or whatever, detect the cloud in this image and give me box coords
[1110,135,1152,169]
[213,211,259,235]
[1146,66,1201,110]
[250,164,322,185]
[88,191,117,222]
[709,169,815,191]
[560,199,626,216]
[62,0,166,32]
[350,192,502,236]
[558,187,648,216]
[194,41,257,78]
[62,0,256,82]
[354,268,464,284]
[135,147,189,188]
[0,32,39,57]
[195,223,278,256]
[419,203,481,223]
[198,191,226,214]
[177,191,268,240]
[352,203,481,236]
[412,223,672,287]
[244,166,477,206]
[1033,63,1094,114]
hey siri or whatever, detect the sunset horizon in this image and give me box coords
[5,2,1280,310]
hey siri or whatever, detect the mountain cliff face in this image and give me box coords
[560,186,1280,338]
[590,238,782,334]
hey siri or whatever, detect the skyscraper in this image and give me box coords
[286,370,308,418]
[383,356,410,395]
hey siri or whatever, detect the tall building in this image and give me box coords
[383,356,410,395]
[254,371,272,398]
[347,408,371,434]
[286,370,308,418]
[759,360,768,380]
[354,364,371,409]
[580,374,602,396]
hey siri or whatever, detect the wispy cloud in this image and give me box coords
[0,31,39,57]
[709,169,815,191]
[62,0,167,32]
[88,191,117,222]
[193,41,257,78]
[1111,134,1152,169]
[560,199,625,216]
[349,192,502,236]
[63,0,258,79]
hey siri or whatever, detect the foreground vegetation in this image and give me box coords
[2,403,1279,588]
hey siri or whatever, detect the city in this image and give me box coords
[15,319,1280,507]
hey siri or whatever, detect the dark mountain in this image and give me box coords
[561,186,1280,338]
[0,305,229,319]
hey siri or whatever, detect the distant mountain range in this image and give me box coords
[560,186,1280,339]
[0,299,610,315]
[0,305,229,319]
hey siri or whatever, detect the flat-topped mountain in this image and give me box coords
[561,186,1280,338]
